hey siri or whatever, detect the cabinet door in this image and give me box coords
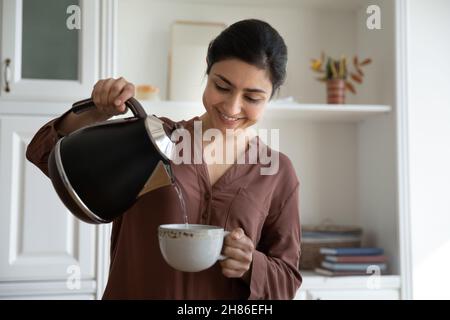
[0,116,97,282]
[0,0,98,100]
[306,289,400,300]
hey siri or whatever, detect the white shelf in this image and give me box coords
[265,102,391,123]
[300,271,401,290]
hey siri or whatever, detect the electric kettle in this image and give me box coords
[48,97,177,224]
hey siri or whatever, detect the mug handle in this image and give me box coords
[218,231,231,261]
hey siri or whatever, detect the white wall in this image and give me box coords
[407,0,450,299]
[260,118,359,226]
[117,0,361,104]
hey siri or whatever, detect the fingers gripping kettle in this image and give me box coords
[48,97,178,224]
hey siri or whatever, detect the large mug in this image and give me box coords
[158,224,229,272]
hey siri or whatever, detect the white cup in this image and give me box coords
[158,224,229,272]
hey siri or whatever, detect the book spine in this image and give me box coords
[321,261,387,271]
[325,255,388,263]
[320,248,384,256]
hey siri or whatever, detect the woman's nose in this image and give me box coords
[224,94,242,115]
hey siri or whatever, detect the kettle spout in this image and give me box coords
[137,160,173,198]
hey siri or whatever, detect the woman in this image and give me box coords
[26,19,301,299]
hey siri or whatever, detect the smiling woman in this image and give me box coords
[26,19,302,300]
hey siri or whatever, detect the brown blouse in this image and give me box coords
[26,110,302,300]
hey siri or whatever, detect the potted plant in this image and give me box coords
[310,52,372,104]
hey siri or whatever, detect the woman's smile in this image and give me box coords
[216,108,246,127]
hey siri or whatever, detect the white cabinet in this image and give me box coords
[0,114,99,298]
[0,0,98,100]
[0,0,115,300]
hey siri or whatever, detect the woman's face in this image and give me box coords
[202,59,273,133]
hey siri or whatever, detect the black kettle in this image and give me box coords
[48,97,177,224]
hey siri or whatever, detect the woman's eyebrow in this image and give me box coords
[214,74,267,94]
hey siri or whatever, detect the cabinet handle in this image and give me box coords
[4,58,11,92]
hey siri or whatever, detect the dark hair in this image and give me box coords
[206,19,288,99]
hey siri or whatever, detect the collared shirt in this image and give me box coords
[26,111,302,300]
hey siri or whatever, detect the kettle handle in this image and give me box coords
[71,97,148,119]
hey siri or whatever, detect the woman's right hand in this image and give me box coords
[91,77,135,118]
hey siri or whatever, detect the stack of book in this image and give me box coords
[314,247,388,276]
[300,226,362,270]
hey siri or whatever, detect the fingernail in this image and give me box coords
[114,99,121,106]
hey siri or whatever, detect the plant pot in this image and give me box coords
[326,79,345,104]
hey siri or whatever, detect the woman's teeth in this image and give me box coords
[219,111,241,121]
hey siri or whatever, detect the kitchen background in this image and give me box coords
[0,0,449,299]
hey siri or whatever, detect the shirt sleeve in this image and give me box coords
[25,109,72,177]
[248,183,302,300]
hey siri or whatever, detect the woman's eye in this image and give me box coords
[215,83,229,92]
[245,96,259,103]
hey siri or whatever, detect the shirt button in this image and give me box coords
[204,193,210,200]
[202,213,208,220]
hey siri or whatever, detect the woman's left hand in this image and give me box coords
[220,228,254,281]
